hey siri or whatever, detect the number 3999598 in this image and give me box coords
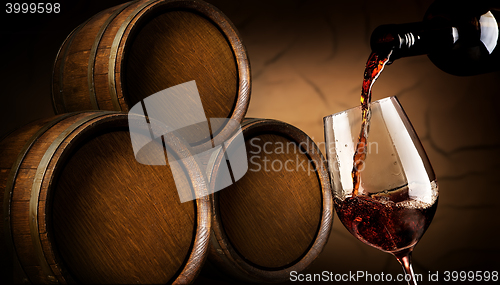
[6,3,60,14]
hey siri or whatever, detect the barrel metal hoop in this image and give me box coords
[54,17,93,114]
[3,113,80,283]
[51,28,74,114]
[28,111,115,283]
[88,1,137,110]
[52,27,78,114]
[108,0,158,112]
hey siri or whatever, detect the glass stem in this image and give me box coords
[394,248,417,285]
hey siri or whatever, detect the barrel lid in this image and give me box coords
[1,112,211,284]
[207,118,333,283]
[119,0,251,149]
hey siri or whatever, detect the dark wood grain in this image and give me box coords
[125,10,237,119]
[52,131,195,284]
[220,133,321,268]
[207,119,334,283]
[0,112,211,284]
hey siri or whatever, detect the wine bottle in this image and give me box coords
[370,0,500,75]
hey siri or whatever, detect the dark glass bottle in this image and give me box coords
[370,0,500,75]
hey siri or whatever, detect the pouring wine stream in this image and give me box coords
[352,50,393,197]
[352,50,418,285]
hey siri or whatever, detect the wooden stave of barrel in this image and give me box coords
[0,112,211,284]
[21,0,335,283]
[206,118,334,283]
[51,0,251,151]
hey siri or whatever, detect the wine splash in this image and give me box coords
[352,51,392,196]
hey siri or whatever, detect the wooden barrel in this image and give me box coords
[0,112,211,284]
[51,0,250,147]
[206,119,333,283]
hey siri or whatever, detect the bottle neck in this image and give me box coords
[370,0,500,75]
[370,21,457,62]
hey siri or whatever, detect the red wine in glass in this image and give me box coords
[335,184,438,253]
[324,51,438,285]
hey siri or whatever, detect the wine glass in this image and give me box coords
[323,96,438,284]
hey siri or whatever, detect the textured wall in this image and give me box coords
[1,0,499,284]
[210,0,500,283]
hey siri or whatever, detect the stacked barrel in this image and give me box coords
[0,0,333,284]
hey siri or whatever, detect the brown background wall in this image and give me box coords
[1,0,499,283]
